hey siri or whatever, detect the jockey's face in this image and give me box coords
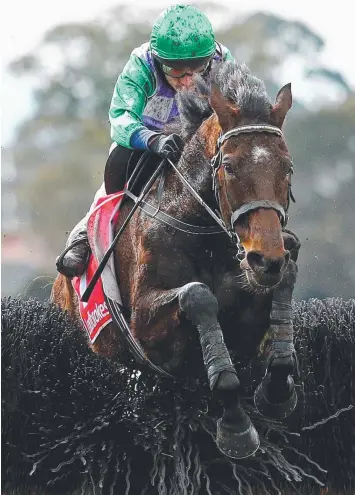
[165,73,194,90]
[162,59,211,91]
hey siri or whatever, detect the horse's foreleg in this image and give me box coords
[178,282,237,390]
[134,281,259,458]
[178,282,260,458]
[254,259,298,419]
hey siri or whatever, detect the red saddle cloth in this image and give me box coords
[72,191,125,343]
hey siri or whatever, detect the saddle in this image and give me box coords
[72,149,174,377]
[72,147,156,343]
[105,146,161,196]
[71,189,124,343]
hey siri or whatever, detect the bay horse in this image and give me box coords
[52,62,301,459]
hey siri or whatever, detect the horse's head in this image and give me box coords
[208,66,294,291]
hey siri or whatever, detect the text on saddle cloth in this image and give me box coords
[72,190,126,343]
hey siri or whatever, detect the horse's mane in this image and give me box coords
[172,61,273,141]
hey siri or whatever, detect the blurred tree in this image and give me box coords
[8,11,151,256]
[286,94,355,299]
[4,3,355,299]
[218,12,352,100]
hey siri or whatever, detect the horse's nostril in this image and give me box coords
[247,251,266,271]
[247,251,289,275]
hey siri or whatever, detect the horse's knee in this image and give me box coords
[278,259,298,291]
[282,229,301,262]
[178,282,218,325]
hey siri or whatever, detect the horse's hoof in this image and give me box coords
[216,418,260,459]
[254,377,298,420]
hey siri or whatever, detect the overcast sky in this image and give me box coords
[1,0,354,145]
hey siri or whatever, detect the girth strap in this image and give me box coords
[105,296,175,379]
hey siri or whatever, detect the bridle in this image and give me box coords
[210,124,295,255]
[131,124,295,261]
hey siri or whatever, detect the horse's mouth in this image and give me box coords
[241,268,282,295]
[238,255,284,293]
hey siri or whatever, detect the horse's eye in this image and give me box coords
[223,164,234,175]
[286,166,294,181]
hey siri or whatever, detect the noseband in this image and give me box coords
[211,124,295,234]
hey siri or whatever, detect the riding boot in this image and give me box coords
[56,218,91,278]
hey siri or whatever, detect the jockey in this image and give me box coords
[56,4,234,278]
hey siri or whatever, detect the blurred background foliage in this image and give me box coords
[2,2,355,301]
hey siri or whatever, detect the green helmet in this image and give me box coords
[150,5,215,66]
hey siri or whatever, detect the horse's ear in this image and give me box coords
[210,83,240,131]
[271,83,292,128]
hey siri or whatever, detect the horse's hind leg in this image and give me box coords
[178,282,259,459]
[254,259,298,419]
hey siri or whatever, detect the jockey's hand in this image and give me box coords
[149,133,184,162]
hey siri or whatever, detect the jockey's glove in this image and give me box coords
[148,133,184,163]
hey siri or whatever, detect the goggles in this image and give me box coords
[161,60,211,79]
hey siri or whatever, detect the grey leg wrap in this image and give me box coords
[266,299,294,366]
[255,261,298,419]
[263,260,298,369]
[197,322,236,390]
[178,282,236,390]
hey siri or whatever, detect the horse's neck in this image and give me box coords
[177,115,220,200]
[179,154,212,197]
[153,114,220,228]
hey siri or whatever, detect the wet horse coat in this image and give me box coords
[52,61,300,458]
